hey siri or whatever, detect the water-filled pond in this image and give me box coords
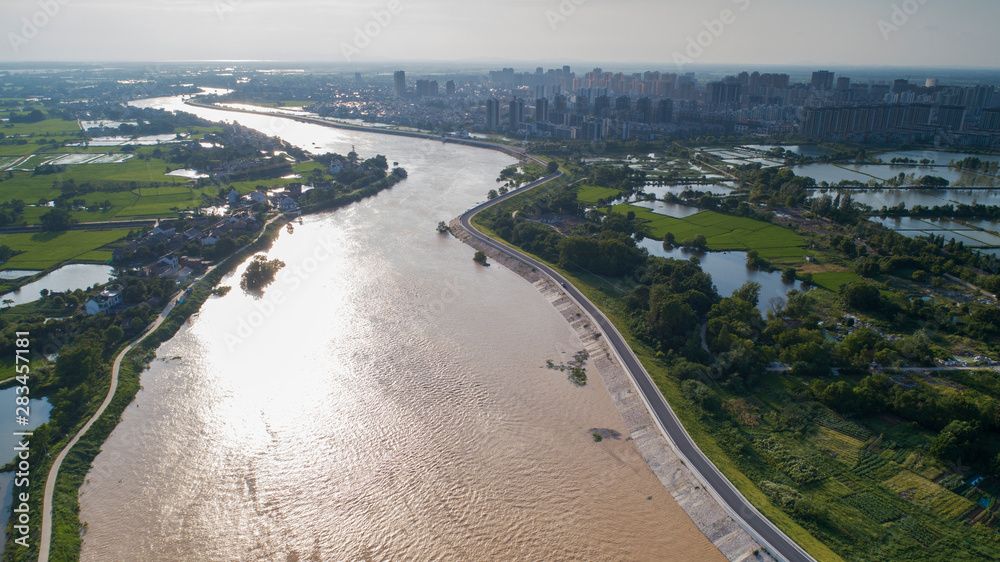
[0,264,113,307]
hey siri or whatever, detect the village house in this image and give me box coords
[84,288,123,316]
[278,196,299,212]
[151,222,176,237]
[249,190,268,205]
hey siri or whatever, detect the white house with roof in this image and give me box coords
[278,197,299,212]
[85,289,123,316]
[249,190,268,205]
[151,222,176,237]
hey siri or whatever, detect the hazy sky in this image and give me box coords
[2,0,998,68]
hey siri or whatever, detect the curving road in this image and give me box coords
[460,172,816,562]
[37,293,181,562]
[37,216,284,561]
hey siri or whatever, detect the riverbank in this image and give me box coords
[183,100,531,160]
[50,95,764,556]
[32,163,408,558]
[32,215,288,561]
[449,217,775,562]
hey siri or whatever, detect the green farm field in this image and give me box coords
[0,229,131,270]
[611,204,806,257]
[576,184,620,203]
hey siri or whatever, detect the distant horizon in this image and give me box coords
[2,60,999,74]
[2,59,1000,68]
[3,0,999,70]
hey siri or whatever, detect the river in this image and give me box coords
[76,95,722,560]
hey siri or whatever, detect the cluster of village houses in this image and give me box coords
[87,185,306,316]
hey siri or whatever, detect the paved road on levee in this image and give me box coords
[37,216,285,561]
[460,170,816,562]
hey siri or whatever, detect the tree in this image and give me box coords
[487,189,499,200]
[782,267,797,282]
[240,255,286,291]
[682,379,717,411]
[732,281,761,307]
[473,250,489,265]
[836,329,884,370]
[855,258,880,277]
[104,325,125,345]
[546,161,559,174]
[663,232,675,247]
[2,298,13,308]
[681,234,707,252]
[929,420,980,461]
[841,281,881,310]
[123,282,148,303]
[821,380,856,412]
[39,208,73,231]
[645,289,697,350]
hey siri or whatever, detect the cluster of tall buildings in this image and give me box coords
[392,70,456,99]
[389,65,1000,146]
[796,71,1000,145]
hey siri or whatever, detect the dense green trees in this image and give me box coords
[558,232,644,276]
[240,255,285,291]
[738,166,815,207]
[590,164,647,192]
[841,281,882,310]
[39,208,73,231]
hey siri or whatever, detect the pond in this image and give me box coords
[0,387,51,461]
[166,168,209,179]
[641,184,735,198]
[869,217,1000,247]
[0,271,40,280]
[874,150,1000,165]
[0,387,52,556]
[812,187,1000,209]
[638,238,807,313]
[744,144,835,158]
[0,264,114,307]
[0,472,12,556]
[792,163,997,186]
[629,199,704,218]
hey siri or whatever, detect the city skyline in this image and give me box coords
[1,0,999,69]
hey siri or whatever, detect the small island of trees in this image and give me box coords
[240,254,286,291]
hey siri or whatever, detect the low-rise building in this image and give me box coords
[85,289,123,316]
[249,190,268,205]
